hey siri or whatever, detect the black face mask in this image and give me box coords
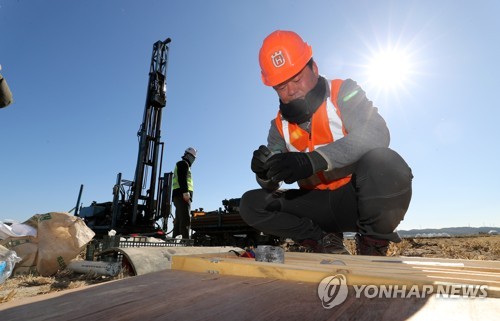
[183,154,195,166]
[279,76,327,124]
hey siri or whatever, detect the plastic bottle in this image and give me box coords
[0,250,22,284]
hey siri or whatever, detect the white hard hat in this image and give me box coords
[185,147,197,158]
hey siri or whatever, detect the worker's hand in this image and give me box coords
[266,152,313,184]
[251,145,273,179]
[182,192,191,203]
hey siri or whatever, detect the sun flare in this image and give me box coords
[365,48,413,92]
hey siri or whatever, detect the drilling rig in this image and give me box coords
[75,38,173,238]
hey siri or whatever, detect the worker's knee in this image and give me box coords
[355,147,413,197]
[240,189,280,227]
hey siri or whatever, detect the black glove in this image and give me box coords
[251,145,273,179]
[266,152,313,184]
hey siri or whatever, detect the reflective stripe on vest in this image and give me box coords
[172,161,194,192]
[275,79,351,190]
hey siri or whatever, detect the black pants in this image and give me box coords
[172,195,191,239]
[240,148,413,242]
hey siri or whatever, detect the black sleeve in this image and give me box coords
[176,160,189,193]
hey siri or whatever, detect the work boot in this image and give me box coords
[355,233,390,256]
[298,232,350,255]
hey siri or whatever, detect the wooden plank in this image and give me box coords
[171,257,500,297]
[0,269,498,321]
[179,251,500,274]
[171,252,500,298]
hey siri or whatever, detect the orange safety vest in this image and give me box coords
[275,79,352,190]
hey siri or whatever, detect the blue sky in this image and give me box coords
[1,0,499,231]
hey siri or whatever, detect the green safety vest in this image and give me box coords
[172,161,193,191]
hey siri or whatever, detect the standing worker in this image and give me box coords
[0,65,14,108]
[172,147,197,239]
[240,30,413,256]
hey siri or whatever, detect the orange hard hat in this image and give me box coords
[259,30,313,87]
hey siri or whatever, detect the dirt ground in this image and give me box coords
[1,234,499,304]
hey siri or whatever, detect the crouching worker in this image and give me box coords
[240,30,413,256]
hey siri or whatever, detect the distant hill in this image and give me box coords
[396,226,499,237]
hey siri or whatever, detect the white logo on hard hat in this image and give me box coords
[317,274,349,309]
[271,51,285,68]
